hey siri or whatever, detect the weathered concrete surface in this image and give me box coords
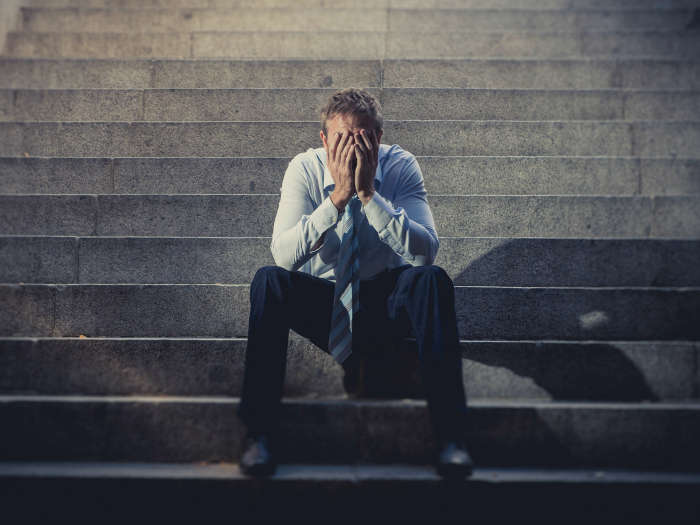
[1,395,700,470]
[1,462,698,521]
[17,6,696,33]
[2,156,699,196]
[3,194,700,238]
[2,121,699,157]
[2,283,699,340]
[2,87,699,121]
[4,30,700,59]
[3,58,698,90]
[0,337,697,401]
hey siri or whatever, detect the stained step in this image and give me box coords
[1,156,699,196]
[17,6,698,33]
[2,120,699,157]
[3,57,700,89]
[2,461,698,521]
[1,395,699,469]
[4,30,700,59]
[2,87,700,121]
[2,283,699,339]
[2,236,699,286]
[2,194,699,238]
[0,336,697,401]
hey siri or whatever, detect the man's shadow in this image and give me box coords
[345,237,659,403]
[275,237,682,466]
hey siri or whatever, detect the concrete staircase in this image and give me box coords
[1,0,700,520]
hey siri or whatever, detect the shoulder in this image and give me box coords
[287,147,316,172]
[283,147,322,182]
[382,143,418,170]
[291,147,326,180]
[381,143,421,184]
[382,143,416,164]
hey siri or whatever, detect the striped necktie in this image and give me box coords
[328,194,361,365]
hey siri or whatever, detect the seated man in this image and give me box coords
[237,87,473,479]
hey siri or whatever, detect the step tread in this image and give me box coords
[5,118,700,122]
[2,460,699,483]
[2,56,699,62]
[18,5,700,11]
[1,336,698,342]
[2,394,699,408]
[9,29,700,34]
[4,86,700,91]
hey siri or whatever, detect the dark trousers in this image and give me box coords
[236,263,469,445]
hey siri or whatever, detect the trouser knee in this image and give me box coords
[251,265,290,303]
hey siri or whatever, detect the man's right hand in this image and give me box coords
[327,129,357,212]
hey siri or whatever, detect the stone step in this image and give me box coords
[3,87,700,122]
[18,6,699,33]
[2,57,699,89]
[1,336,697,402]
[1,194,699,238]
[2,462,698,521]
[4,30,700,59]
[1,395,699,470]
[2,236,699,287]
[19,0,700,10]
[2,121,699,157]
[1,156,699,196]
[2,283,698,339]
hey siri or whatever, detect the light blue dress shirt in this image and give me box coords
[270,143,440,282]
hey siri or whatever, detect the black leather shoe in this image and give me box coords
[435,438,474,479]
[239,432,277,477]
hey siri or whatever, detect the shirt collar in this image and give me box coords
[322,144,384,192]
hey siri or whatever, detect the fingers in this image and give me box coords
[330,129,342,162]
[370,129,379,162]
[357,129,377,164]
[341,132,356,165]
[355,141,364,165]
[358,129,371,152]
[353,136,366,161]
[333,130,351,164]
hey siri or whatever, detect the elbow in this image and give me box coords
[421,234,440,266]
[430,235,440,266]
[270,236,309,272]
[407,235,439,267]
[269,237,294,271]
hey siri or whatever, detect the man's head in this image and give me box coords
[319,87,384,161]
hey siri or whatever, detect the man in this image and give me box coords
[237,87,473,479]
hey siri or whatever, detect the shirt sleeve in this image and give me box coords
[270,155,341,271]
[362,156,439,266]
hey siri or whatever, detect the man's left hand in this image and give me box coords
[353,128,378,205]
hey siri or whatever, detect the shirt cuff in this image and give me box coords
[309,194,341,239]
[362,191,394,235]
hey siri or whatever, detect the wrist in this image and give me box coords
[330,190,352,212]
[357,188,375,205]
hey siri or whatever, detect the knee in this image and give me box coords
[251,265,290,301]
[405,264,452,288]
[252,265,288,284]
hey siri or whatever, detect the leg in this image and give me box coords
[236,265,335,437]
[386,264,468,444]
[237,264,411,434]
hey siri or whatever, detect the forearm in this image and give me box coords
[271,194,340,271]
[362,190,439,266]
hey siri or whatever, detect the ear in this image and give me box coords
[320,129,327,149]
